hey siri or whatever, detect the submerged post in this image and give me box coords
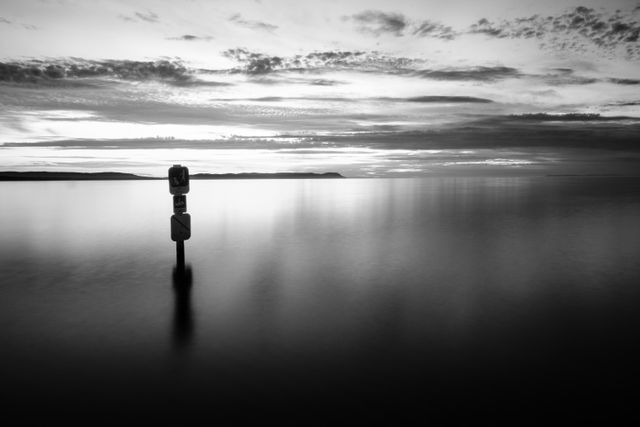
[169,164,191,270]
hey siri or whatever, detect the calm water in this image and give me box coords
[2,177,640,421]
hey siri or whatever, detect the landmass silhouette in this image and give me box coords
[0,171,345,181]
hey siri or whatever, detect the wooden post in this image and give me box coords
[176,240,185,270]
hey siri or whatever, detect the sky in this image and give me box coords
[1,0,639,177]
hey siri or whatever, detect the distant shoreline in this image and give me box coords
[0,171,345,181]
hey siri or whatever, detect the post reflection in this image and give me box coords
[172,264,194,352]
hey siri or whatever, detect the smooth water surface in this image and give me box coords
[2,177,640,420]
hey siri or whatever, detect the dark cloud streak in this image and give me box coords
[415,66,521,82]
[506,113,639,122]
[347,10,407,36]
[406,96,493,103]
[608,78,640,85]
[412,21,458,40]
[167,34,213,41]
[119,11,159,24]
[209,95,493,103]
[229,14,278,32]
[135,11,159,23]
[0,16,37,29]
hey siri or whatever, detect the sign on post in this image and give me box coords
[169,164,190,195]
[171,213,191,241]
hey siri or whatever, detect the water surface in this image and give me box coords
[2,177,640,420]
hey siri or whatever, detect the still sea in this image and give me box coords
[1,177,640,420]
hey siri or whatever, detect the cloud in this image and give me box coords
[608,78,640,85]
[135,11,159,23]
[228,76,345,86]
[0,59,190,84]
[229,14,278,32]
[469,6,640,59]
[309,79,344,86]
[406,96,493,103]
[222,48,424,75]
[415,66,521,81]
[607,101,640,107]
[0,16,37,29]
[345,10,458,40]
[505,113,636,122]
[412,21,458,40]
[119,11,159,24]
[520,68,638,87]
[222,48,283,74]
[207,95,492,103]
[170,79,233,87]
[167,34,213,41]
[540,68,598,85]
[347,10,407,36]
[469,18,508,38]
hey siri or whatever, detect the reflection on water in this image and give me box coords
[1,177,640,420]
[172,265,193,353]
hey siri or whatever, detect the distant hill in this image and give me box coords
[0,171,345,181]
[0,172,151,181]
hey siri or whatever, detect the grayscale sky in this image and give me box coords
[1,0,639,176]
